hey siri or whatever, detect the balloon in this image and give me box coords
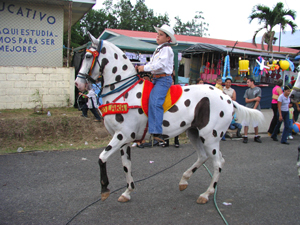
[292,123,299,133]
[279,60,289,71]
[296,122,300,131]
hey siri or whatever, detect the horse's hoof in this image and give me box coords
[101,191,110,201]
[197,196,208,204]
[179,184,188,191]
[118,195,130,203]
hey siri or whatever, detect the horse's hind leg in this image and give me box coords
[179,129,208,192]
[197,141,225,204]
[118,144,134,202]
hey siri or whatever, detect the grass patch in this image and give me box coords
[0,107,189,155]
[0,107,111,154]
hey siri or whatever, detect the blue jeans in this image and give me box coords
[271,111,289,143]
[229,122,242,131]
[148,76,172,134]
[288,119,293,136]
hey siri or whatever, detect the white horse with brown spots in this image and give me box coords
[75,32,264,204]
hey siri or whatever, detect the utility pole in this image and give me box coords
[67,1,73,67]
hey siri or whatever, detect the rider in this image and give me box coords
[135,24,177,144]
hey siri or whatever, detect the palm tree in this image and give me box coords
[249,2,297,52]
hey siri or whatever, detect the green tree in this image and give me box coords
[115,0,169,31]
[249,2,297,52]
[194,11,209,37]
[173,16,188,35]
[173,11,209,37]
[80,7,118,42]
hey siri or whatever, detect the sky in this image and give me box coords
[93,0,300,42]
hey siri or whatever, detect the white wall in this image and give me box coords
[0,66,75,109]
[0,1,63,67]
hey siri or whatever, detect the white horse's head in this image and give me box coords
[290,71,300,103]
[75,32,136,92]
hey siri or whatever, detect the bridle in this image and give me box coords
[76,39,140,98]
[77,40,104,84]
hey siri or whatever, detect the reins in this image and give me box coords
[100,75,140,98]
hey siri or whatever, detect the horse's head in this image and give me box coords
[75,32,136,92]
[289,72,300,103]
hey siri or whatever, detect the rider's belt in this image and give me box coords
[152,74,171,79]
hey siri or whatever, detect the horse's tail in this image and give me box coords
[232,101,264,125]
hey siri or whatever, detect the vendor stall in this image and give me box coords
[182,43,297,84]
[182,43,299,109]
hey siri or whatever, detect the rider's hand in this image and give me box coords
[136,66,144,72]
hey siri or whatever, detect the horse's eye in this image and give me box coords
[86,54,92,59]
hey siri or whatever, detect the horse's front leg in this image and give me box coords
[98,133,130,201]
[118,144,134,202]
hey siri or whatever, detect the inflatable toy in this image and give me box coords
[239,60,249,75]
[293,123,300,133]
[222,55,232,82]
[279,60,289,71]
[204,62,210,74]
[255,56,269,75]
[286,58,294,72]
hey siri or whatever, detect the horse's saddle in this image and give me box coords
[141,80,183,116]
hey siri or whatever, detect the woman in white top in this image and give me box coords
[271,85,291,144]
[223,78,236,101]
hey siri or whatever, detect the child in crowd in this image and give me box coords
[229,113,243,138]
[288,103,295,140]
[197,78,204,84]
[79,86,102,122]
[215,76,223,90]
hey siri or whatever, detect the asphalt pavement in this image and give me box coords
[1,131,300,225]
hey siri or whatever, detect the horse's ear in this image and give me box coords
[87,31,99,45]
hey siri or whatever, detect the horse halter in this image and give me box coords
[77,40,103,83]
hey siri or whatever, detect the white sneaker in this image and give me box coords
[131,143,137,147]
[288,135,294,140]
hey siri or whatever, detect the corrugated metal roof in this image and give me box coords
[182,43,288,59]
[101,28,298,55]
[107,35,157,53]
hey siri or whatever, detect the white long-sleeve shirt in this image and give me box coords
[144,43,174,75]
[86,89,98,109]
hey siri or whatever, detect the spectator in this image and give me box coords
[241,78,262,143]
[222,78,241,140]
[271,86,291,144]
[223,78,236,100]
[215,76,223,90]
[79,85,102,122]
[288,103,295,140]
[92,79,103,106]
[196,78,204,84]
[268,79,283,136]
[229,114,243,138]
[161,136,180,148]
[78,90,88,118]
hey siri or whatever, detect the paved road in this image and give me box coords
[1,134,300,225]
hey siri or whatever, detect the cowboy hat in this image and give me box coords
[154,24,177,44]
